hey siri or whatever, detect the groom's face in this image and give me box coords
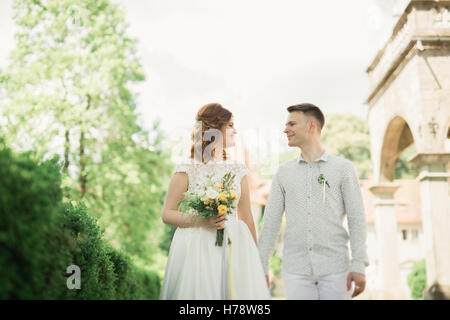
[283,111,311,147]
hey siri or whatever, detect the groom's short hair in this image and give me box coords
[287,103,325,131]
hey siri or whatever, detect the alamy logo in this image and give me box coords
[66,265,81,289]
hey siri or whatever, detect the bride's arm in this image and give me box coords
[237,175,258,246]
[161,172,202,228]
[161,172,225,229]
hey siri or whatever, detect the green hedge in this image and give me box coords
[0,138,160,299]
[407,259,427,300]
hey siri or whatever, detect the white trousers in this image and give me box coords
[282,269,353,300]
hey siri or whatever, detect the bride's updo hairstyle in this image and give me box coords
[190,102,233,163]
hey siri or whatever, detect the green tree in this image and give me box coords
[395,144,418,179]
[321,114,372,179]
[0,0,171,268]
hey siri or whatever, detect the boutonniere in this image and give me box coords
[317,174,330,188]
[317,164,330,204]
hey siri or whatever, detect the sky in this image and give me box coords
[0,0,410,165]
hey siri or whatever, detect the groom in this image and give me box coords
[258,103,369,300]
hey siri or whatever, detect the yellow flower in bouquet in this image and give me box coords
[218,205,227,215]
[219,193,227,201]
[229,189,237,199]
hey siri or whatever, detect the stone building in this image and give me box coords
[365,0,450,299]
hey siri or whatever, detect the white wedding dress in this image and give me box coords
[159,158,271,300]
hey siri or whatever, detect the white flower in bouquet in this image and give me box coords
[199,189,208,201]
[205,188,219,199]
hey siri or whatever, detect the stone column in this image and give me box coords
[369,183,403,299]
[409,153,450,299]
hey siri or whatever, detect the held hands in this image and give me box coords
[347,272,366,298]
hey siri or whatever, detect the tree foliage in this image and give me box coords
[321,114,371,178]
[0,0,172,267]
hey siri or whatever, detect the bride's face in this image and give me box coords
[223,118,237,148]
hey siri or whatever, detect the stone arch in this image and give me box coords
[380,116,415,182]
[366,0,450,299]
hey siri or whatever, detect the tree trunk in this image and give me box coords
[64,129,70,175]
[78,94,91,198]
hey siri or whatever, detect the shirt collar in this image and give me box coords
[297,149,329,163]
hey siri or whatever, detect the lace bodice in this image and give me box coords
[172,158,250,217]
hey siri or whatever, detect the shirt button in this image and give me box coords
[309,248,312,251]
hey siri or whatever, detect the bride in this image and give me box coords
[159,102,271,300]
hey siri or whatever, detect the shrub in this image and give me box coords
[0,141,70,299]
[407,259,427,300]
[106,246,160,299]
[62,201,117,299]
[0,138,160,299]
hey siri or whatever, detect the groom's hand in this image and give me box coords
[265,274,270,289]
[347,272,366,298]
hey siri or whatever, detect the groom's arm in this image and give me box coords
[258,171,285,275]
[341,161,369,275]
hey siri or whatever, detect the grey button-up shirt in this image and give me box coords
[258,150,369,276]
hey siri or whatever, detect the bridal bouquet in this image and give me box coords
[178,172,238,246]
